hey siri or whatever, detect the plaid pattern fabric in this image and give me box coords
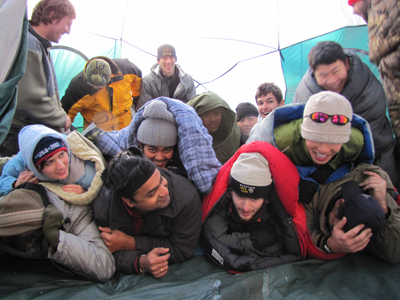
[95,97,221,194]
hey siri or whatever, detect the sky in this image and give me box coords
[27,0,365,111]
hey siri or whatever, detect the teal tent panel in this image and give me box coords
[0,13,28,144]
[281,25,379,104]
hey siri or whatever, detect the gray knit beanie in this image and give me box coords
[301,91,353,144]
[137,101,177,147]
[229,152,273,199]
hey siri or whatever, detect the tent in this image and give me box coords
[3,1,398,299]
[0,0,27,144]
[24,0,370,130]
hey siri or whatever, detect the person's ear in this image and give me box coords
[279,100,285,107]
[227,190,232,198]
[264,199,270,204]
[122,197,135,208]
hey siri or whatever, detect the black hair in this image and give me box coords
[101,146,155,201]
[308,41,347,71]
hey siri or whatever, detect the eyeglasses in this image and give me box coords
[306,112,350,126]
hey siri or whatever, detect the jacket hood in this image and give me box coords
[18,125,70,181]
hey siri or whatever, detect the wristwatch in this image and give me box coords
[323,243,333,254]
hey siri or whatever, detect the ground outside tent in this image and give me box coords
[0,251,398,299]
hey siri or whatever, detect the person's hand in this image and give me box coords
[99,227,135,253]
[140,248,170,278]
[360,171,388,213]
[64,116,72,131]
[250,225,277,250]
[298,179,318,204]
[327,217,372,253]
[14,171,39,188]
[42,205,64,250]
[62,184,85,195]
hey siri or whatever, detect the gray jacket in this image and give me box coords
[46,190,115,282]
[137,64,196,108]
[12,25,66,130]
[0,188,116,282]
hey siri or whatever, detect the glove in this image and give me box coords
[82,123,102,143]
[42,205,63,250]
[298,179,318,204]
[249,225,277,251]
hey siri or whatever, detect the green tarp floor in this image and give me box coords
[0,252,398,299]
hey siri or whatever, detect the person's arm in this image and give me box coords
[0,154,29,196]
[137,78,156,110]
[48,205,116,282]
[134,190,202,264]
[367,193,400,263]
[183,76,196,102]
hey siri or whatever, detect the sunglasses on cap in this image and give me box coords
[306,112,350,126]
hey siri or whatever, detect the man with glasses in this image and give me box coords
[292,41,398,190]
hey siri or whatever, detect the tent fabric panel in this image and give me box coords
[0,9,28,144]
[281,25,379,104]
[0,252,399,299]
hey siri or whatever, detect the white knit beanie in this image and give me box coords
[301,91,353,144]
[137,101,177,147]
[229,152,273,199]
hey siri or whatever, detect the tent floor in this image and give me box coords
[0,252,398,299]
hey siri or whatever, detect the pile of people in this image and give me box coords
[0,0,399,283]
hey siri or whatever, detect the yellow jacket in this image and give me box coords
[62,57,142,131]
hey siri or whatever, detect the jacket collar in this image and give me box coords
[28,24,52,53]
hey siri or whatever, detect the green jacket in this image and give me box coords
[188,92,240,164]
[273,119,364,170]
[304,164,400,264]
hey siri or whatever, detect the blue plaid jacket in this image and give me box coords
[92,97,221,194]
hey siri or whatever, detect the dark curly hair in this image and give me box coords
[30,0,76,26]
[101,147,156,202]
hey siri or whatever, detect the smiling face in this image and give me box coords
[305,140,343,165]
[158,55,176,77]
[200,108,223,133]
[122,168,170,215]
[46,16,74,43]
[141,144,174,169]
[39,150,69,180]
[257,93,283,119]
[231,191,266,222]
[314,59,350,94]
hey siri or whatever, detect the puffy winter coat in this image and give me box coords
[202,141,340,272]
[62,57,142,131]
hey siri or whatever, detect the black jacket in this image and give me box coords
[92,169,202,274]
